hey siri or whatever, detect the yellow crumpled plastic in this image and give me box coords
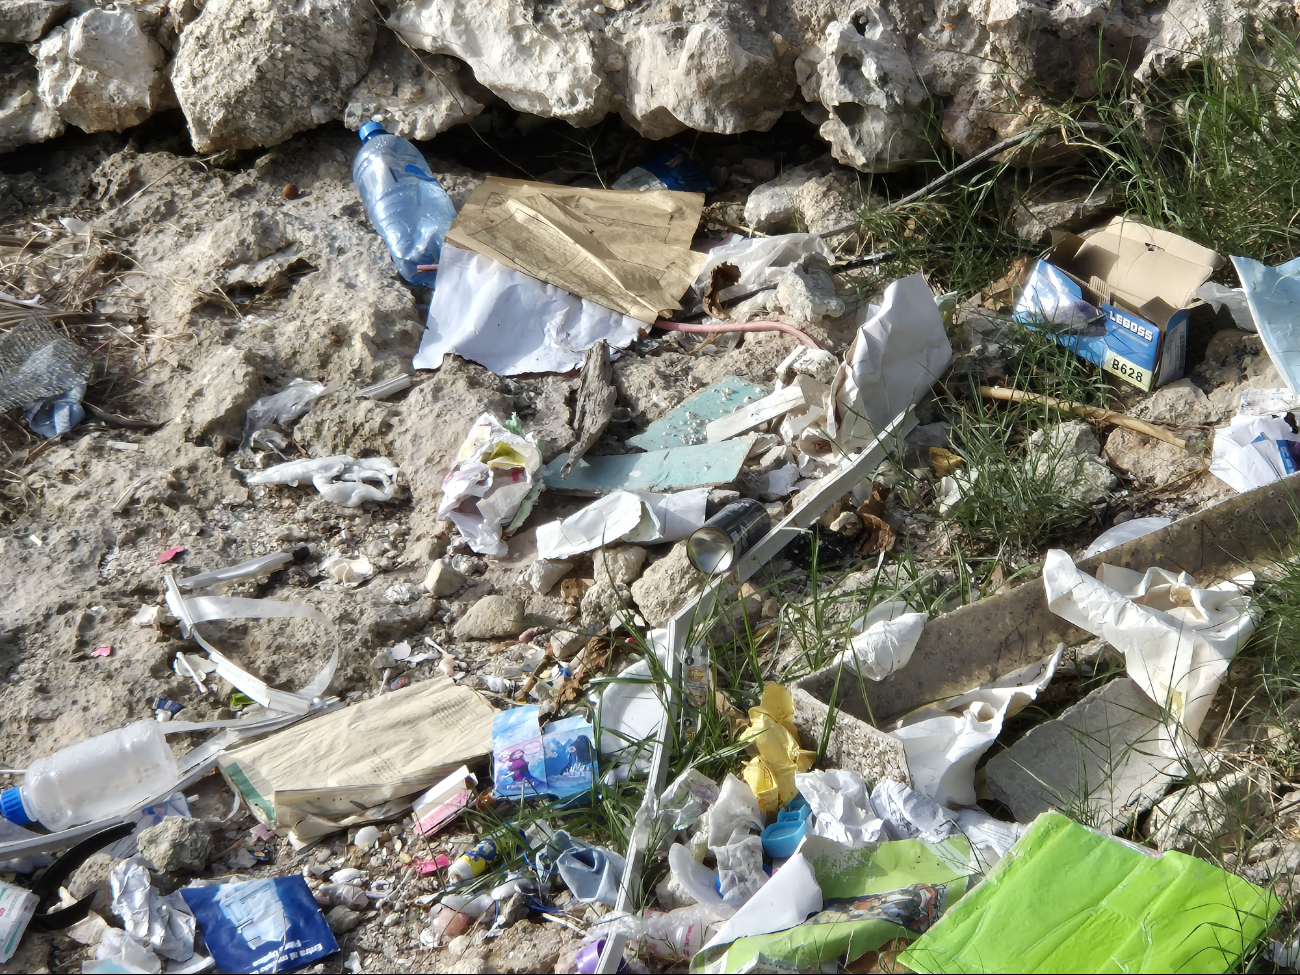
[739,683,815,814]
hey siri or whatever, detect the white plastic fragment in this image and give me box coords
[1082,517,1173,558]
[523,558,574,595]
[1210,413,1300,493]
[320,553,375,586]
[1043,549,1256,736]
[133,604,167,627]
[176,552,294,592]
[831,600,927,680]
[888,646,1063,806]
[246,455,399,507]
[352,826,381,849]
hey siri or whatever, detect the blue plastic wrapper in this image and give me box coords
[180,876,337,974]
[612,151,714,193]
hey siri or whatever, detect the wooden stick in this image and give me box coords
[978,385,1188,449]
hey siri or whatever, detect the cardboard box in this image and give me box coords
[1013,217,1222,390]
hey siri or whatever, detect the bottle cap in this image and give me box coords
[0,787,32,826]
[358,121,387,144]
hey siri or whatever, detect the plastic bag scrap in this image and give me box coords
[180,876,337,975]
[242,378,328,451]
[1232,253,1300,392]
[595,636,671,774]
[831,600,927,680]
[1210,413,1300,493]
[555,837,627,906]
[739,684,816,814]
[1043,549,1256,737]
[0,316,92,437]
[1196,281,1255,332]
[245,455,399,507]
[888,647,1063,806]
[588,904,720,962]
[1082,517,1172,559]
[687,234,837,317]
[535,488,708,560]
[438,412,542,557]
[110,858,196,962]
[613,151,713,193]
[93,928,163,973]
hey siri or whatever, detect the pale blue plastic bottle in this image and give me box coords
[352,121,456,288]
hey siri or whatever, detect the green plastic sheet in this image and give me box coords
[899,812,1279,975]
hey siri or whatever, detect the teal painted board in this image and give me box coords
[627,377,769,450]
[543,436,757,494]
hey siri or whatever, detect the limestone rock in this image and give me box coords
[629,542,703,627]
[618,3,794,140]
[389,0,609,126]
[1147,770,1265,852]
[795,11,930,172]
[1129,378,1217,427]
[172,0,376,152]
[743,158,834,233]
[1008,180,1114,245]
[580,578,634,631]
[67,851,113,914]
[138,816,213,873]
[1026,420,1117,506]
[1137,0,1294,82]
[795,169,863,235]
[591,545,647,589]
[1103,427,1202,488]
[344,27,485,141]
[485,918,580,975]
[36,6,168,133]
[326,905,364,933]
[0,0,67,43]
[421,559,465,598]
[0,44,63,153]
[453,593,523,640]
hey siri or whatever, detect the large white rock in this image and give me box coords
[795,10,930,172]
[389,0,610,126]
[35,6,168,133]
[0,45,63,152]
[0,0,67,43]
[618,8,793,140]
[344,28,485,140]
[171,0,376,152]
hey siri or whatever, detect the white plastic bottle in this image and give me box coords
[352,121,456,289]
[1,721,178,830]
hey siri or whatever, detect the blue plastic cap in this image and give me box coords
[358,121,387,144]
[0,787,31,826]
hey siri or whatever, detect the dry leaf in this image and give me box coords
[929,446,965,477]
[986,562,1006,594]
[857,482,891,521]
[701,262,741,319]
[715,690,750,738]
[858,513,896,556]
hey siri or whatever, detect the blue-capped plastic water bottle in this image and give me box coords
[352,121,456,289]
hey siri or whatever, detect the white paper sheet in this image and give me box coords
[826,273,953,453]
[413,244,644,375]
[1210,413,1300,493]
[888,646,1062,806]
[1042,549,1256,736]
[701,849,822,950]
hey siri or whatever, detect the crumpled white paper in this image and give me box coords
[1210,413,1300,493]
[706,774,765,849]
[535,488,708,560]
[825,273,953,453]
[831,599,927,680]
[246,455,399,507]
[702,850,821,950]
[794,769,883,847]
[110,858,195,962]
[413,244,644,375]
[888,646,1063,806]
[438,413,542,556]
[1043,549,1256,736]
